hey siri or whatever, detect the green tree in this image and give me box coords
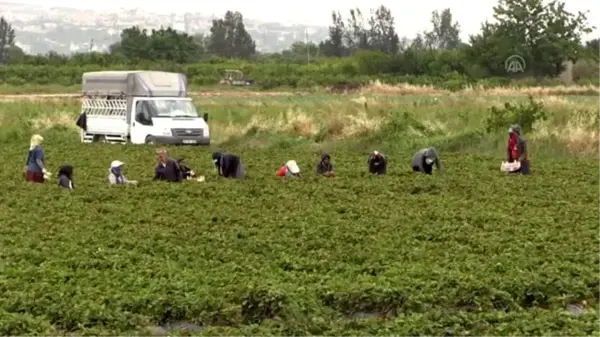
[118,26,200,63]
[193,33,209,55]
[0,17,16,64]
[320,11,347,57]
[147,27,200,63]
[208,11,256,59]
[345,8,369,54]
[583,38,599,61]
[469,0,592,77]
[108,41,121,55]
[119,26,150,61]
[367,5,400,54]
[281,42,319,62]
[424,9,461,50]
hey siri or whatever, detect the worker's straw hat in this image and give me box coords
[110,160,124,168]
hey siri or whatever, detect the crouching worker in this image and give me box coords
[316,153,336,177]
[506,124,531,175]
[57,164,74,191]
[153,148,183,182]
[367,150,387,175]
[177,158,197,180]
[212,152,246,179]
[108,160,138,185]
[277,160,301,178]
[412,147,441,175]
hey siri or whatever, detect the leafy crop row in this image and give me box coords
[1,136,598,335]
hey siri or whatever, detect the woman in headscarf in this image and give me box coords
[57,164,74,191]
[506,124,531,175]
[316,153,336,177]
[367,150,387,175]
[108,160,138,185]
[24,134,49,183]
[411,147,442,175]
[277,160,301,178]
[212,152,246,179]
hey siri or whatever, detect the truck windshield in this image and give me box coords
[147,99,198,118]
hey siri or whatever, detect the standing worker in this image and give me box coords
[506,124,531,175]
[412,147,442,175]
[367,150,387,175]
[24,134,50,183]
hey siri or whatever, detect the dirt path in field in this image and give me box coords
[0,91,304,102]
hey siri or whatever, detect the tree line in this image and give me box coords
[0,0,597,84]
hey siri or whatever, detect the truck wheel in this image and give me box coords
[145,136,156,145]
[94,135,107,143]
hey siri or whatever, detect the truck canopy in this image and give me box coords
[82,71,187,97]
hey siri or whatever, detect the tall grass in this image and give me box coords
[0,93,597,159]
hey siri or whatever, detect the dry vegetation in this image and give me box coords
[0,81,597,102]
[0,84,597,155]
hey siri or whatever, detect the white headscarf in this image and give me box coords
[286,160,300,174]
[29,134,44,150]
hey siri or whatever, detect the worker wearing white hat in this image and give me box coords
[277,160,301,178]
[108,160,137,185]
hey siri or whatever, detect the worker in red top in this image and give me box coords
[506,124,530,174]
[277,160,301,178]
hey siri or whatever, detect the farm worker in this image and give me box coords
[108,160,138,185]
[316,152,336,177]
[24,134,49,183]
[212,152,246,179]
[367,150,387,175]
[153,148,183,182]
[57,164,74,191]
[411,147,442,175]
[177,158,197,180]
[506,124,531,175]
[277,160,301,178]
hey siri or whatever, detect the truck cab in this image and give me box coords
[77,71,210,145]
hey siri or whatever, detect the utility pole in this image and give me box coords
[305,28,310,65]
[89,38,94,53]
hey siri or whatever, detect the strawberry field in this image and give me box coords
[0,93,598,335]
[0,138,598,335]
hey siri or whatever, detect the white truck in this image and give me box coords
[75,71,210,145]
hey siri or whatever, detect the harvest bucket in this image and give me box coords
[500,161,521,172]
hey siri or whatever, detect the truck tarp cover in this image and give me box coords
[82,71,187,97]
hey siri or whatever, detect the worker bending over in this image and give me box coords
[412,147,441,175]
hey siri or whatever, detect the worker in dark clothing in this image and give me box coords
[316,152,336,177]
[411,147,441,175]
[177,158,197,180]
[212,152,246,179]
[506,124,531,175]
[367,150,387,175]
[57,164,74,191]
[153,148,183,182]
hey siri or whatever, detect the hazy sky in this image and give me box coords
[16,0,600,41]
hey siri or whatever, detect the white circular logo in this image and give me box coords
[505,55,526,73]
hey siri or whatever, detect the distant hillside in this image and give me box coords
[0,2,329,55]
